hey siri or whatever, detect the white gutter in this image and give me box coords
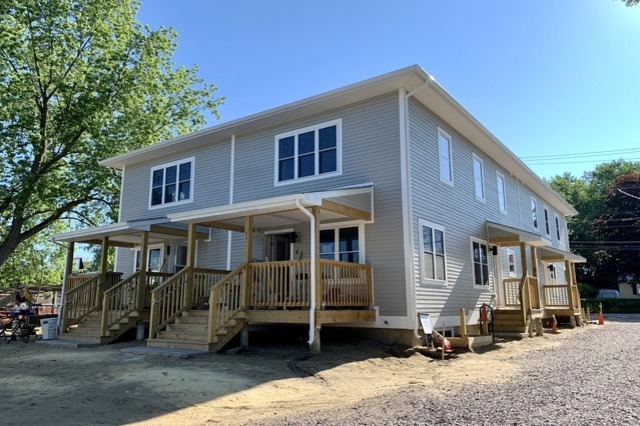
[294,199,317,347]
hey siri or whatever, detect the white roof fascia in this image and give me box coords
[538,246,587,263]
[51,222,138,243]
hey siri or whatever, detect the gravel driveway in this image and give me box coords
[259,315,640,425]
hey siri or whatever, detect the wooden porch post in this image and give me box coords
[184,223,197,308]
[518,242,530,324]
[530,245,540,309]
[96,237,110,307]
[565,260,575,309]
[60,242,75,331]
[311,206,322,354]
[243,216,253,308]
[136,231,149,311]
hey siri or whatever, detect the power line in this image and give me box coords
[521,148,640,160]
[525,157,640,166]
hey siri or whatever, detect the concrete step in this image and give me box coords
[146,338,213,351]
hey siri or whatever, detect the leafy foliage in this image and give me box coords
[0,0,222,278]
[550,160,640,288]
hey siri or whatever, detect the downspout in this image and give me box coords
[295,199,317,346]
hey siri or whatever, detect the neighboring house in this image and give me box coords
[619,283,640,298]
[52,65,585,351]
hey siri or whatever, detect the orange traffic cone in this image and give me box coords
[551,315,558,334]
[598,303,605,325]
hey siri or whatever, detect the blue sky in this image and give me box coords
[138,0,640,180]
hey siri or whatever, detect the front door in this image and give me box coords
[135,244,165,272]
[265,234,292,262]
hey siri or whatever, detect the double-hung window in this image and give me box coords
[419,219,447,283]
[472,154,485,201]
[543,206,551,235]
[150,157,194,208]
[438,128,453,184]
[319,226,361,263]
[275,119,341,184]
[497,172,507,213]
[555,215,561,241]
[531,197,539,230]
[471,238,490,287]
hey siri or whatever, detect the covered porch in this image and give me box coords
[486,221,584,334]
[53,186,377,351]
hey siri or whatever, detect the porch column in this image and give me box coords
[311,206,322,354]
[136,231,149,311]
[518,242,530,324]
[59,241,75,330]
[243,216,253,308]
[96,237,110,307]
[529,246,540,309]
[184,223,197,308]
[565,260,575,309]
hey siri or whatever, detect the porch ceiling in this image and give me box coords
[168,185,373,231]
[538,246,586,263]
[486,221,548,247]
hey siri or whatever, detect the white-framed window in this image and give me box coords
[555,214,561,241]
[543,206,551,235]
[149,157,194,208]
[471,238,490,287]
[507,249,517,277]
[438,128,453,184]
[274,119,342,185]
[419,219,447,283]
[134,244,165,272]
[497,172,507,214]
[531,197,539,230]
[472,154,485,201]
[319,224,363,263]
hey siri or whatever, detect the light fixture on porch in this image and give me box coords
[548,264,555,272]
[491,246,498,256]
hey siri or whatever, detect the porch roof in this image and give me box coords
[538,246,586,263]
[167,185,373,230]
[51,218,209,247]
[486,221,548,247]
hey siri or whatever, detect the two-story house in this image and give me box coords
[53,65,584,352]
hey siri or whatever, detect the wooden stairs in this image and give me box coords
[58,310,143,344]
[493,308,543,334]
[146,310,245,352]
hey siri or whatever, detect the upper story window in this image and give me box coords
[319,225,361,263]
[555,215,561,240]
[149,157,194,208]
[275,119,342,185]
[471,238,490,287]
[531,197,539,230]
[497,172,507,214]
[438,128,453,184]
[472,154,485,201]
[543,206,551,235]
[419,219,447,283]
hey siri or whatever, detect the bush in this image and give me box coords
[581,298,640,314]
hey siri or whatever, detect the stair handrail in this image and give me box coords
[149,267,191,339]
[519,274,531,325]
[207,263,248,344]
[100,271,141,337]
[61,274,103,331]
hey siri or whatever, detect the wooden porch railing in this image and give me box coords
[149,267,190,339]
[503,277,521,306]
[99,271,172,337]
[319,259,373,307]
[503,276,540,310]
[250,260,311,307]
[208,264,247,343]
[543,285,569,306]
[61,274,102,330]
[66,273,100,291]
[192,268,230,307]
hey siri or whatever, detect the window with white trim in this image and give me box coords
[472,155,485,201]
[150,157,194,208]
[419,219,447,283]
[319,225,360,263]
[275,119,341,184]
[531,197,539,230]
[438,128,453,184]
[543,206,551,235]
[471,238,490,287]
[497,172,507,213]
[555,215,561,240]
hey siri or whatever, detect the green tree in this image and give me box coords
[0,0,223,272]
[549,160,640,288]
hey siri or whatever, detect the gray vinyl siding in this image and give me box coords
[113,93,406,316]
[407,98,571,317]
[115,247,135,277]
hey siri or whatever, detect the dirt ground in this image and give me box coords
[0,325,583,425]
